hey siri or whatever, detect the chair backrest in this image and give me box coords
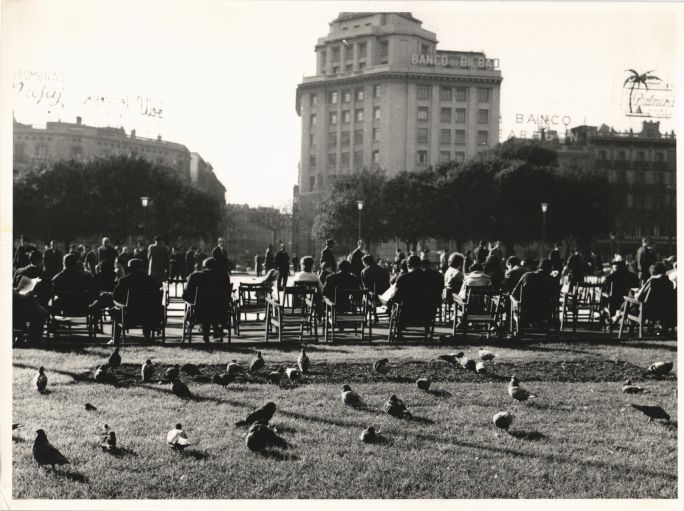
[333,288,369,315]
[123,289,163,324]
[239,282,268,307]
[464,286,498,315]
[282,286,314,315]
[54,290,91,316]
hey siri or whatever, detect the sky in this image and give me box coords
[3,1,680,208]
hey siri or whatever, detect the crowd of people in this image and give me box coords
[13,233,677,345]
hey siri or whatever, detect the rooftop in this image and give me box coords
[333,12,421,24]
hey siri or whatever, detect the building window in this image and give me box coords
[70,146,83,157]
[440,129,451,144]
[309,176,316,190]
[455,151,465,163]
[380,41,388,61]
[454,130,466,144]
[355,109,364,122]
[478,109,489,124]
[626,193,634,208]
[417,85,431,100]
[343,90,351,103]
[342,110,351,124]
[455,87,467,101]
[340,152,349,167]
[358,42,367,58]
[332,66,339,74]
[330,112,338,125]
[328,132,337,146]
[478,131,489,146]
[372,128,380,142]
[417,128,429,144]
[417,106,429,121]
[356,88,364,101]
[309,133,315,146]
[636,151,645,161]
[327,153,336,167]
[635,171,645,184]
[354,129,363,145]
[354,151,363,168]
[440,108,452,123]
[332,46,341,62]
[310,94,317,107]
[608,170,617,183]
[417,150,429,165]
[372,150,380,164]
[341,131,350,146]
[330,91,339,104]
[478,88,491,102]
[309,154,316,167]
[439,151,451,163]
[455,108,466,123]
[358,62,366,70]
[373,85,381,98]
[617,151,626,161]
[14,143,25,158]
[440,87,452,101]
[310,114,317,127]
[655,152,665,162]
[373,107,380,120]
[598,150,607,160]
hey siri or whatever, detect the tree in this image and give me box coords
[251,206,290,245]
[624,69,661,114]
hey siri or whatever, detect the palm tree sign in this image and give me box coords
[624,70,661,114]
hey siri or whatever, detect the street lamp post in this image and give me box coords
[356,200,364,244]
[540,202,549,259]
[141,196,151,240]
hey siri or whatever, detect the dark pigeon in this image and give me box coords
[624,404,670,422]
[33,429,69,469]
[108,348,121,369]
[85,403,97,412]
[235,402,276,427]
[181,363,200,376]
[172,379,192,400]
[249,351,265,373]
[212,373,234,388]
[245,423,288,452]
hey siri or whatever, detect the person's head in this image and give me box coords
[326,238,335,248]
[338,260,352,273]
[611,260,626,272]
[420,258,433,271]
[69,244,77,252]
[49,240,57,249]
[299,256,313,272]
[28,251,43,267]
[407,255,421,271]
[506,256,521,269]
[357,240,363,249]
[203,257,217,270]
[154,235,163,244]
[554,243,560,250]
[362,254,375,268]
[642,237,651,247]
[522,258,536,271]
[650,261,666,276]
[479,240,486,248]
[19,234,25,244]
[399,260,408,273]
[538,258,553,273]
[469,262,484,272]
[102,237,110,247]
[128,258,144,273]
[217,237,224,247]
[448,252,465,271]
[280,243,285,250]
[78,244,85,254]
[63,253,79,270]
[395,248,401,254]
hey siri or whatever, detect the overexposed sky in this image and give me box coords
[3,1,679,207]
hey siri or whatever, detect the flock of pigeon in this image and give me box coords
[20,346,675,471]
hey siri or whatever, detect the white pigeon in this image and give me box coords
[622,379,644,394]
[167,423,191,451]
[478,349,496,362]
[226,361,243,376]
[285,367,301,381]
[341,384,365,407]
[34,367,48,393]
[645,361,673,377]
[99,424,117,452]
[298,347,310,374]
[476,361,487,374]
[493,411,513,431]
[456,354,476,371]
[141,360,155,382]
[508,375,537,402]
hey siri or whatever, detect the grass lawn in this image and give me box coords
[11,338,677,499]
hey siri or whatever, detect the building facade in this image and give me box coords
[293,12,502,257]
[13,116,226,202]
[556,121,676,256]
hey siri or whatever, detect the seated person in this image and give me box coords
[603,259,639,323]
[484,255,504,290]
[257,268,279,293]
[13,287,48,344]
[52,253,98,314]
[458,262,493,300]
[361,254,390,297]
[500,256,526,294]
[110,258,162,344]
[634,262,676,331]
[14,250,51,307]
[94,260,117,293]
[183,257,231,343]
[386,255,434,325]
[293,256,323,292]
[511,259,558,326]
[322,260,361,312]
[443,252,465,297]
[391,259,408,285]
[318,262,334,286]
[420,258,444,312]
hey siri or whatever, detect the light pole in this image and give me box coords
[540,202,549,259]
[356,200,364,244]
[141,196,151,240]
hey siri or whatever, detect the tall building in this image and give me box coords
[555,120,676,255]
[13,116,226,202]
[294,12,502,256]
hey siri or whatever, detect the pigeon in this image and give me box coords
[416,378,431,391]
[181,363,200,376]
[341,384,366,407]
[235,402,277,427]
[285,367,301,381]
[493,411,514,431]
[85,403,97,412]
[298,347,310,374]
[167,423,191,451]
[13,423,23,430]
[171,379,192,400]
[644,361,673,377]
[94,364,117,385]
[373,358,390,374]
[33,367,48,393]
[245,423,288,452]
[622,404,670,422]
[141,359,155,382]
[267,369,283,385]
[508,375,537,402]
[622,379,644,394]
[438,352,464,364]
[456,354,476,371]
[383,394,411,419]
[108,347,121,369]
[165,364,181,381]
[99,424,117,453]
[33,429,69,469]
[249,351,265,373]
[476,361,487,374]
[226,360,243,376]
[212,373,234,388]
[359,426,378,443]
[478,349,496,362]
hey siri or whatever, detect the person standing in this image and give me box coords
[147,236,169,284]
[636,238,657,284]
[97,237,118,266]
[185,246,196,279]
[549,243,563,273]
[291,254,300,274]
[265,244,275,272]
[348,240,364,278]
[212,237,232,275]
[14,235,37,270]
[473,240,489,264]
[274,243,290,291]
[320,238,337,272]
[85,244,98,276]
[254,253,264,277]
[43,240,63,280]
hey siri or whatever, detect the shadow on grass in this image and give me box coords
[108,447,138,458]
[255,449,298,461]
[406,415,435,425]
[508,430,546,441]
[177,448,212,460]
[12,435,27,443]
[426,389,452,398]
[47,468,89,484]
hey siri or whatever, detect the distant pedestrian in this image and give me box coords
[320,238,337,272]
[474,240,489,264]
[275,243,290,290]
[185,246,196,279]
[291,254,300,273]
[147,236,169,284]
[636,238,657,284]
[348,240,364,278]
[265,244,275,272]
[255,253,264,277]
[43,240,63,280]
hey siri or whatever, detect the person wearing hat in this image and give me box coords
[602,258,639,324]
[636,238,657,284]
[110,258,162,344]
[320,239,337,272]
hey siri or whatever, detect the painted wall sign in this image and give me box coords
[411,53,499,70]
